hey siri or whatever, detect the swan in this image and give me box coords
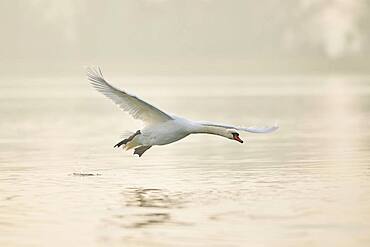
[87,67,278,157]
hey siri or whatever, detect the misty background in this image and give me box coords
[2,2,370,246]
[1,0,370,76]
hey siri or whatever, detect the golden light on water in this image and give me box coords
[1,1,370,246]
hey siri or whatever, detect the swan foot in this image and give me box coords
[134,146,152,157]
[114,130,141,148]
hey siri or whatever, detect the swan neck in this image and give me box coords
[193,125,227,137]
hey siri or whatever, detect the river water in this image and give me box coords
[1,75,370,246]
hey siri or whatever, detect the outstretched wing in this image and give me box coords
[199,121,279,133]
[87,67,173,125]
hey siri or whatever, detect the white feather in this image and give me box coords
[87,67,173,125]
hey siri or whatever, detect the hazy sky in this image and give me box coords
[1,0,369,74]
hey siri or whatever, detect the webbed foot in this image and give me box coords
[114,130,141,148]
[134,146,152,157]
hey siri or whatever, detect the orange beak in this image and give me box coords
[233,134,243,143]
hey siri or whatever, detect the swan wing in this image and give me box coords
[199,121,278,133]
[87,67,173,125]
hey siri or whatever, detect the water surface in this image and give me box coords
[1,76,370,246]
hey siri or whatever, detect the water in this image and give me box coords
[1,75,370,247]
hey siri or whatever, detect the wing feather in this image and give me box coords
[87,67,173,125]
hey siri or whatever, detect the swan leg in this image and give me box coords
[114,130,141,148]
[133,146,152,157]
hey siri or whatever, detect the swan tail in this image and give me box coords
[124,139,141,150]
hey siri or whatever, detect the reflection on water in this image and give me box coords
[122,187,185,209]
[105,187,188,229]
[1,76,370,246]
[114,212,171,229]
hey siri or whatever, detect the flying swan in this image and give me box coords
[87,67,278,157]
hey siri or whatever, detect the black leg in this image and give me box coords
[114,130,141,148]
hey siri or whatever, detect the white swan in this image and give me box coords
[87,67,278,157]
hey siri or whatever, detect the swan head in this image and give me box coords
[227,129,243,143]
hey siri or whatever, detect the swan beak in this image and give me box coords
[233,135,244,143]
